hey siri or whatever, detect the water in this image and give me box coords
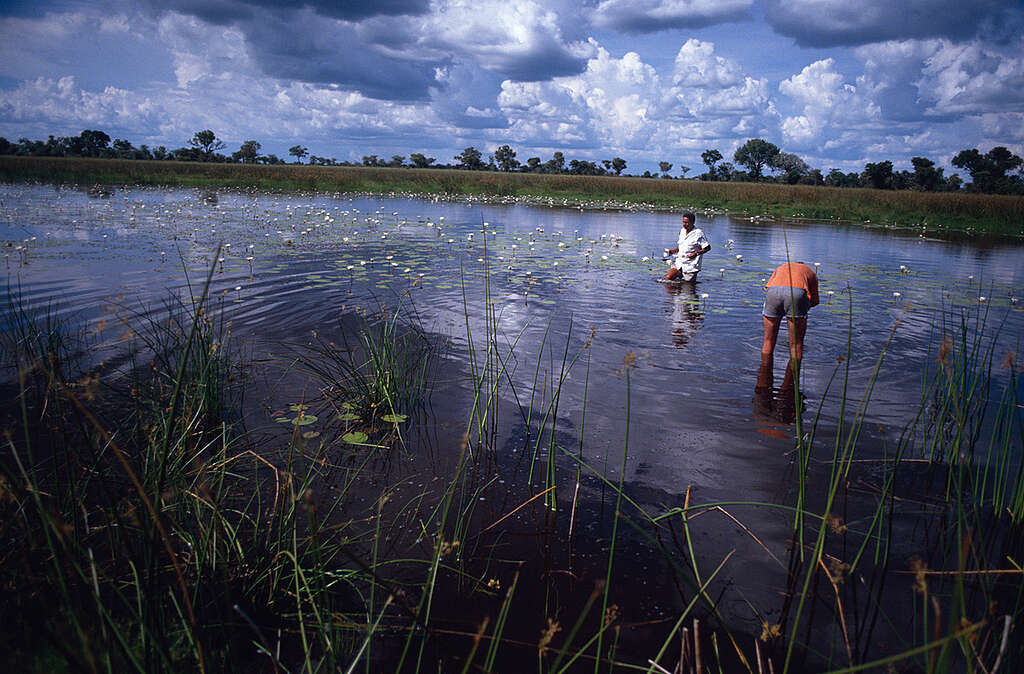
[4,182,1023,668]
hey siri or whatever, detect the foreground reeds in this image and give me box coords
[2,252,1022,672]
[2,156,1022,237]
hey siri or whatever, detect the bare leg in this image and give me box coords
[762,316,781,358]
[788,317,807,363]
[664,267,680,281]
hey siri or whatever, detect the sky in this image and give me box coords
[1,0,1023,175]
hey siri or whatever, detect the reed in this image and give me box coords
[2,239,1022,673]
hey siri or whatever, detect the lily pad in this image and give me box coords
[381,413,408,423]
[293,414,318,426]
[343,431,369,444]
[337,412,361,421]
[289,403,309,412]
[275,417,292,423]
[302,430,321,439]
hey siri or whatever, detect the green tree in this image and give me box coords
[456,146,485,170]
[546,151,565,173]
[678,165,690,178]
[952,146,1023,193]
[289,145,309,164]
[409,153,435,168]
[189,130,224,161]
[611,157,627,175]
[493,144,519,172]
[911,157,944,191]
[701,148,722,179]
[362,155,381,166]
[658,161,673,177]
[389,155,406,167]
[770,152,809,184]
[232,140,262,163]
[79,129,111,157]
[861,160,894,189]
[733,139,780,181]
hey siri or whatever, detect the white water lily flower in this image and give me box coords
[700,293,709,299]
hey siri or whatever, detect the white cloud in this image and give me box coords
[778,59,879,145]
[672,39,742,88]
[425,0,592,81]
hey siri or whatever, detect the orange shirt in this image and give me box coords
[766,263,819,307]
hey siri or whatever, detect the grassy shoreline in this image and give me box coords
[2,155,1023,238]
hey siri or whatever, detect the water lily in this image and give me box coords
[735,254,743,261]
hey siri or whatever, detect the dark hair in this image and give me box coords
[683,211,696,223]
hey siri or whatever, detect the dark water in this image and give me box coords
[4,183,1024,667]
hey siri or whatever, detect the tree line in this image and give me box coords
[2,129,1022,195]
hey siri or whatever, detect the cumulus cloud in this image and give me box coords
[496,39,775,157]
[592,0,752,34]
[778,58,879,146]
[765,0,1020,47]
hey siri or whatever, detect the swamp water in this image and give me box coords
[3,182,1024,672]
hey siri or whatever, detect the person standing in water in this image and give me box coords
[761,261,819,363]
[663,212,710,283]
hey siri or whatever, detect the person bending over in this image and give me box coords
[663,212,710,283]
[761,261,819,363]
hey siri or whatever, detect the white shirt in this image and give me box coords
[674,227,709,273]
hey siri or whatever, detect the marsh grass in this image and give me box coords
[2,238,1023,673]
[3,156,1023,237]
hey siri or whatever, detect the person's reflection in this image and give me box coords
[664,281,704,348]
[753,356,799,432]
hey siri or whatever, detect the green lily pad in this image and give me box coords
[341,402,357,410]
[275,417,293,423]
[337,412,361,421]
[302,430,321,439]
[293,414,318,426]
[289,403,309,412]
[343,431,369,444]
[381,413,407,423]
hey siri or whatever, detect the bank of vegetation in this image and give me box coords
[3,154,1024,237]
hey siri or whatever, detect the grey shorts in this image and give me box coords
[763,286,810,319]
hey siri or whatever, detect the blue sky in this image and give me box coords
[1,0,1022,175]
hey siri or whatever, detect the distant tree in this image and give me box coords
[263,154,285,164]
[801,168,824,186]
[861,160,894,189]
[189,130,224,161]
[545,151,565,174]
[701,149,723,179]
[569,159,601,175]
[409,153,435,168]
[233,140,262,163]
[910,157,944,191]
[0,137,12,155]
[716,162,735,181]
[456,146,485,170]
[658,161,673,177]
[611,157,627,175]
[389,155,406,167]
[952,146,1023,193]
[362,155,382,167]
[152,146,168,160]
[733,139,779,181]
[79,129,111,157]
[770,152,809,184]
[289,145,309,164]
[526,157,542,172]
[493,144,519,172]
[112,138,139,159]
[678,165,690,178]
[602,159,612,173]
[946,173,963,191]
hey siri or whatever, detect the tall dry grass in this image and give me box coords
[2,156,1022,236]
